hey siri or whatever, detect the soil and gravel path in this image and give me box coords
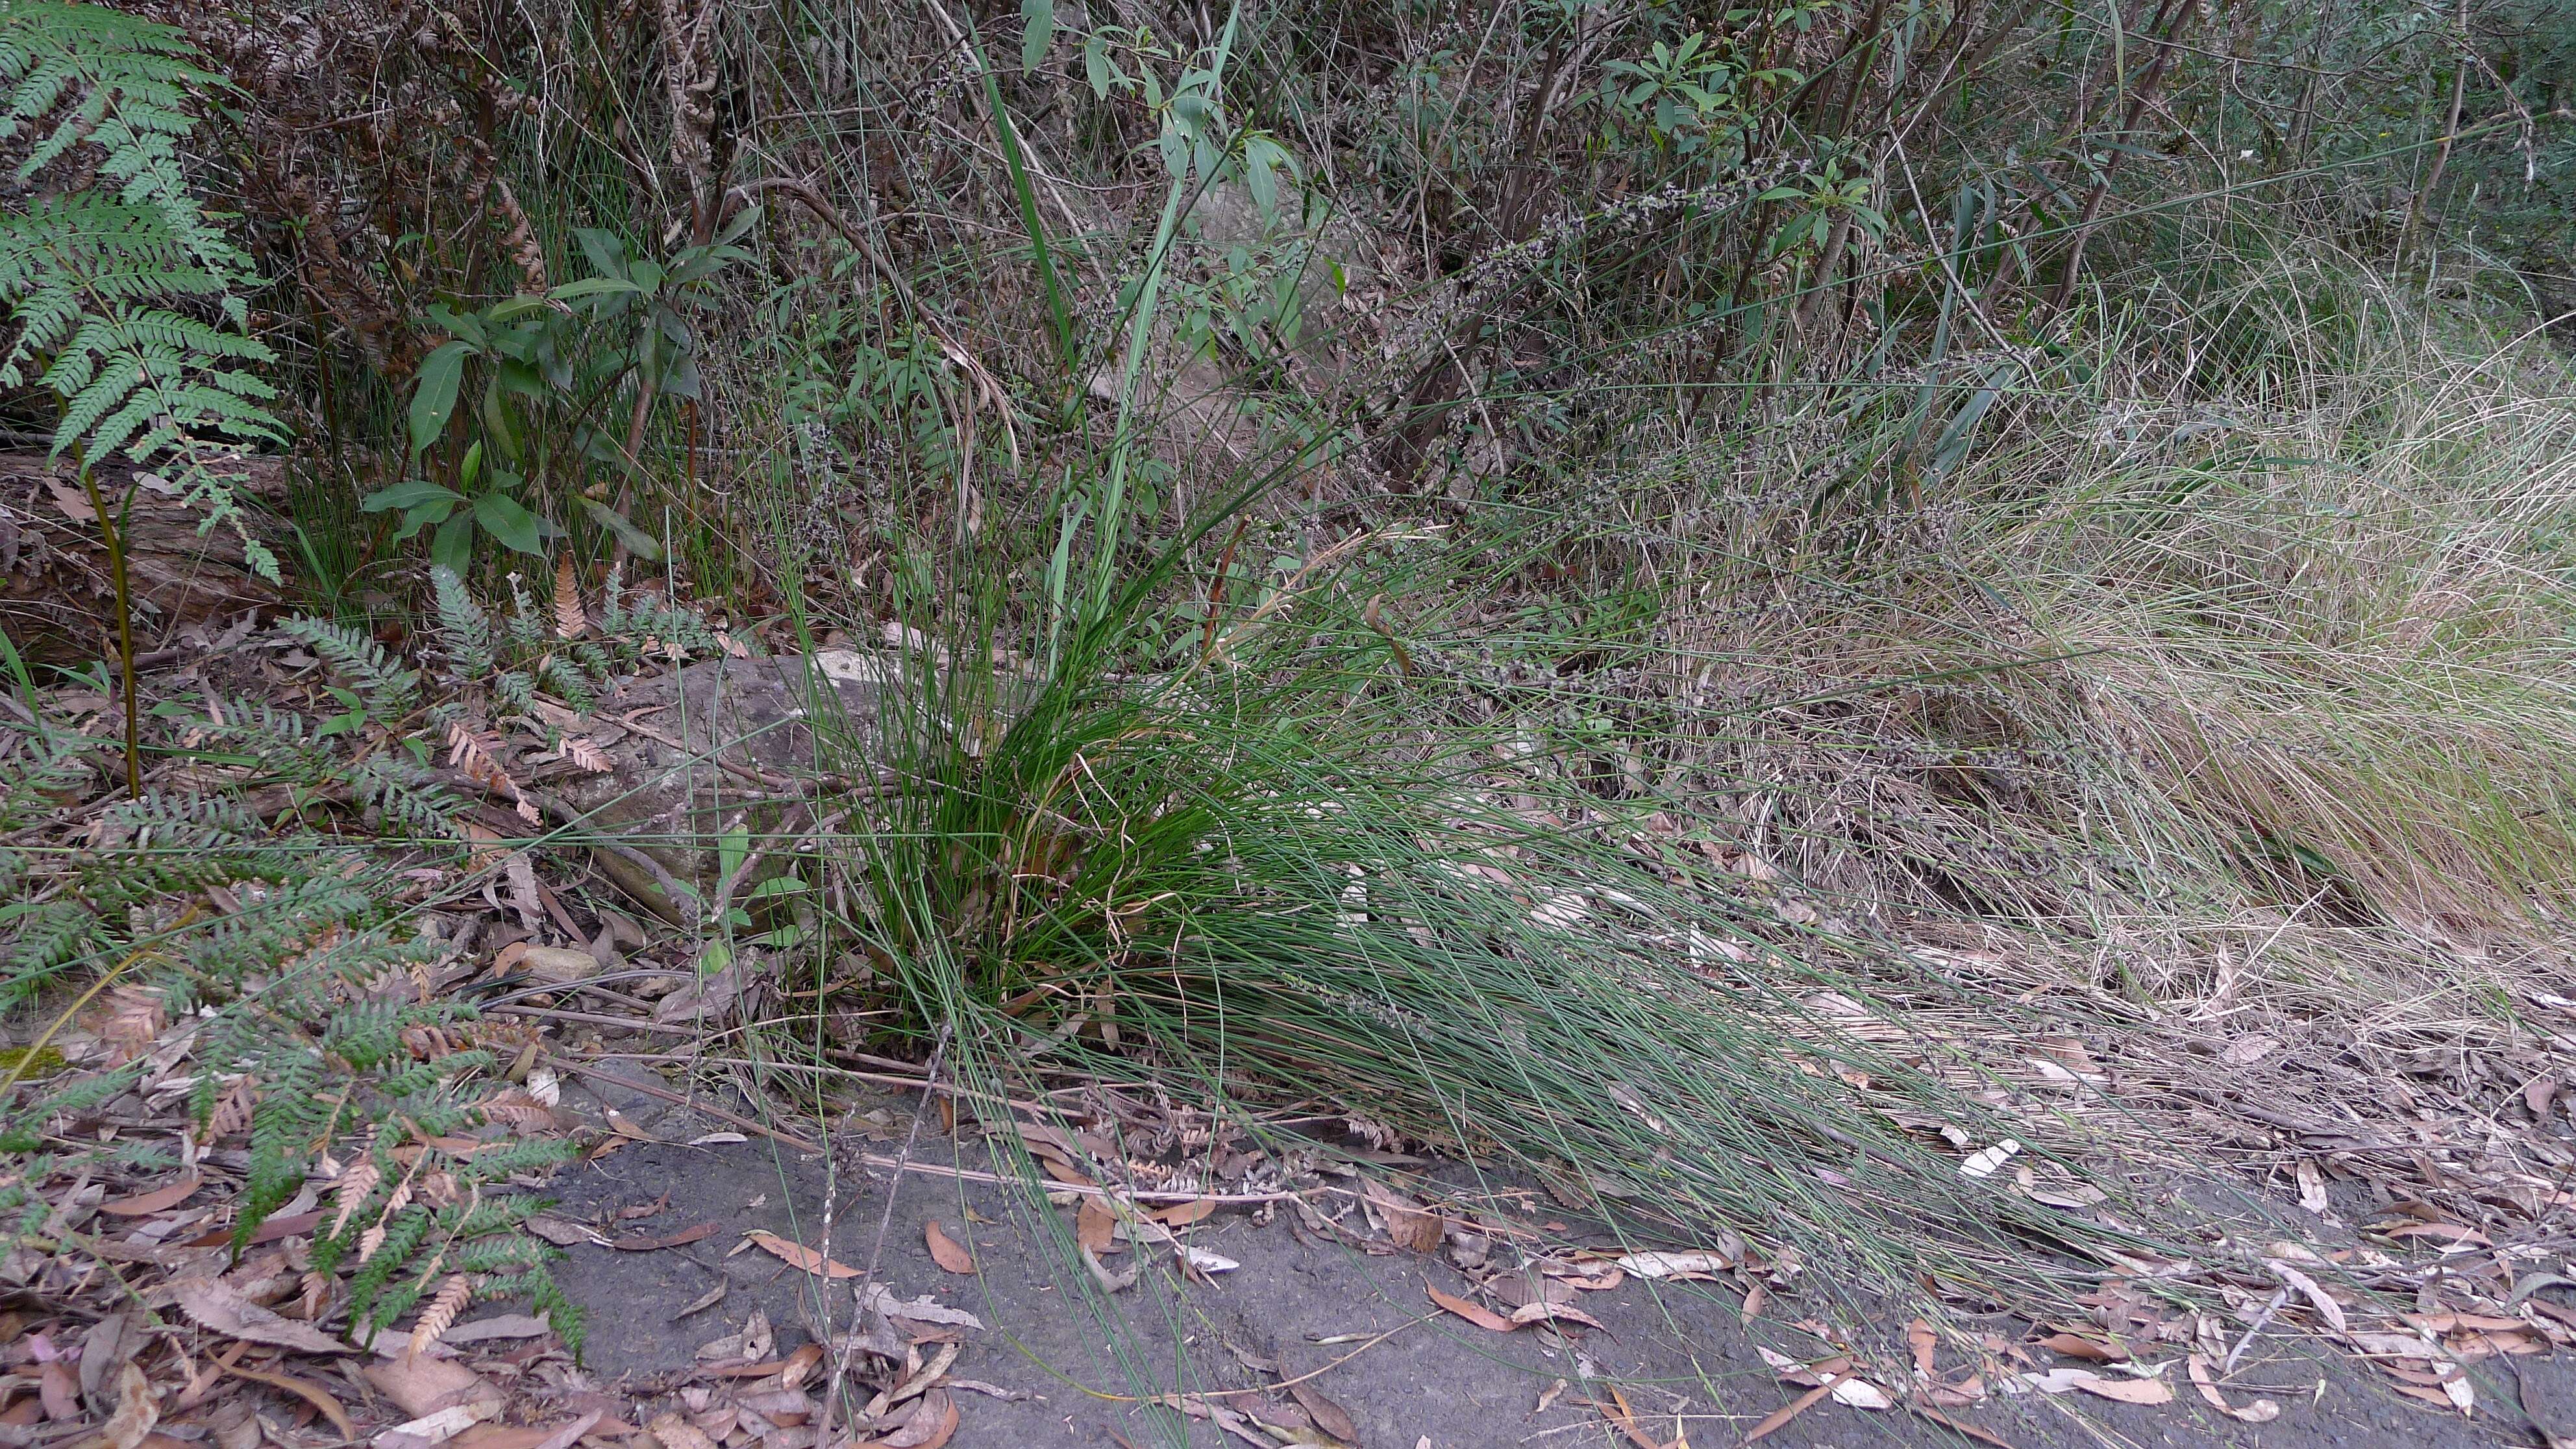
[540,1072,2576,1449]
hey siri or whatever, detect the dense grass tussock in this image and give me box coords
[828,617,2142,1317]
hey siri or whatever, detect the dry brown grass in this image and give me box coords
[1545,253,2576,1236]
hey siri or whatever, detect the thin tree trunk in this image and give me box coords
[2046,0,2196,314]
[2399,0,2471,264]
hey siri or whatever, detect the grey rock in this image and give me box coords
[554,650,895,923]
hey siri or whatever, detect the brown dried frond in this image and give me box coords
[93,985,169,1067]
[299,1269,332,1320]
[407,1273,473,1361]
[446,721,539,824]
[201,1076,254,1144]
[490,177,550,295]
[552,556,587,639]
[327,1160,381,1239]
[477,1092,556,1132]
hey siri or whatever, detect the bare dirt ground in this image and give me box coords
[530,1069,2576,1449]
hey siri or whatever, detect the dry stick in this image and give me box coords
[528,789,700,928]
[612,708,903,798]
[813,1022,950,1449]
[556,1059,821,1152]
[2224,1286,2290,1374]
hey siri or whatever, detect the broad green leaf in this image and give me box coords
[360,478,464,513]
[573,228,629,279]
[1245,141,1278,218]
[391,499,453,543]
[713,204,763,248]
[579,496,664,560]
[1084,32,1114,95]
[1021,0,1054,68]
[549,276,643,301]
[408,340,471,457]
[481,378,523,462]
[430,512,475,573]
[473,491,546,555]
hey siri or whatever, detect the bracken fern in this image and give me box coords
[0,1,283,576]
[0,678,585,1355]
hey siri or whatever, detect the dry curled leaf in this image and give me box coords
[1743,1383,1832,1444]
[1507,1299,1606,1331]
[2034,1330,2127,1361]
[924,1220,975,1274]
[562,737,611,773]
[103,1363,158,1449]
[173,1277,354,1354]
[1831,1377,1896,1409]
[1286,1378,1359,1445]
[1426,1282,1514,1333]
[222,1367,352,1437]
[647,1413,717,1449]
[527,1411,603,1449]
[1365,1180,1443,1252]
[364,1356,501,1422]
[1909,1404,2014,1448]
[1076,1198,1116,1254]
[380,1403,497,1449]
[860,1388,958,1449]
[1614,1249,1735,1279]
[2008,1368,2174,1405]
[2264,1259,2347,1333]
[98,1174,201,1217]
[612,1222,716,1252]
[745,1229,859,1278]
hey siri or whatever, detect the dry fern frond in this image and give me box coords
[299,1270,332,1320]
[445,721,539,824]
[93,985,168,1066]
[327,1159,381,1239]
[477,1089,556,1132]
[201,1076,254,1143]
[407,1272,472,1361]
[553,556,586,639]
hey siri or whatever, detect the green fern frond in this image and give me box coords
[428,567,497,678]
[0,3,283,582]
[274,617,423,717]
[3,900,97,1002]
